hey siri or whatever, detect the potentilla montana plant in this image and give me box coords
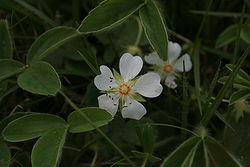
[144,41,192,89]
[94,53,163,120]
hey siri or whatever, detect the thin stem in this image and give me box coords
[196,0,214,39]
[145,123,199,137]
[59,90,136,167]
[133,16,143,46]
[233,4,245,64]
[141,153,149,167]
[167,28,192,44]
[90,150,98,167]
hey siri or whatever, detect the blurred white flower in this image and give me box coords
[94,53,163,120]
[144,41,192,89]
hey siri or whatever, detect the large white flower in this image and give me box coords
[144,41,192,89]
[94,53,163,120]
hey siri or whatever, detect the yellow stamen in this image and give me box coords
[163,64,173,74]
[118,84,131,96]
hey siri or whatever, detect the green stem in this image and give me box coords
[134,16,143,46]
[59,90,136,167]
[233,4,245,64]
[145,123,199,137]
[196,0,214,39]
[90,150,98,167]
[0,65,27,83]
[141,153,149,167]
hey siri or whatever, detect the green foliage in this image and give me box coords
[67,107,112,133]
[202,46,250,126]
[0,112,30,134]
[161,136,243,167]
[216,23,250,47]
[216,24,239,48]
[78,0,145,33]
[0,20,12,59]
[31,127,68,167]
[0,60,24,82]
[17,61,61,95]
[219,64,250,105]
[139,0,168,60]
[0,0,249,166]
[230,89,250,105]
[2,113,67,142]
[26,27,79,64]
[68,37,99,75]
[161,137,201,167]
[204,136,243,167]
[0,140,10,167]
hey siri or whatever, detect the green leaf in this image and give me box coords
[230,89,250,105]
[202,46,250,125]
[64,59,95,77]
[0,20,12,59]
[0,139,10,167]
[0,59,25,82]
[0,112,30,134]
[135,119,156,154]
[13,0,58,27]
[78,0,145,33]
[192,40,202,115]
[219,76,250,90]
[17,61,61,95]
[160,137,201,167]
[139,0,168,60]
[69,37,99,75]
[226,64,250,81]
[223,114,250,166]
[219,64,250,90]
[31,127,68,167]
[67,107,112,133]
[240,24,250,43]
[132,150,161,163]
[191,141,209,167]
[179,141,200,167]
[26,26,79,64]
[2,113,67,142]
[204,136,243,167]
[216,24,238,48]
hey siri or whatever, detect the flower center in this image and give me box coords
[118,83,131,96]
[163,64,173,74]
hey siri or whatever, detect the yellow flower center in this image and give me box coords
[163,64,173,74]
[118,84,131,96]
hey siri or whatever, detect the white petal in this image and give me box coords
[164,75,177,89]
[133,72,163,98]
[94,65,117,91]
[98,93,119,117]
[174,54,192,72]
[144,52,164,66]
[168,41,181,63]
[119,53,143,82]
[121,98,146,120]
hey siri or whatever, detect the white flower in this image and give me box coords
[94,53,163,120]
[144,41,192,89]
